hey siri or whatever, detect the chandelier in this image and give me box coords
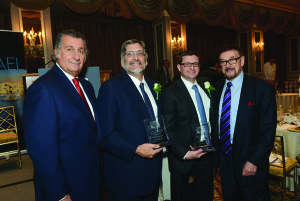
[23,27,44,57]
[171,36,184,57]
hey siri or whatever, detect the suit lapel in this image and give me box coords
[120,71,152,119]
[234,75,250,135]
[198,81,210,99]
[145,77,162,117]
[177,79,199,123]
[52,66,96,130]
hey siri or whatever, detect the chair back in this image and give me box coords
[0,106,17,136]
[270,134,286,174]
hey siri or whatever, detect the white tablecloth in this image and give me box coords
[276,93,299,113]
[276,124,300,191]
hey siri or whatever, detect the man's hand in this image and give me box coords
[135,143,163,159]
[185,145,207,160]
[60,194,72,201]
[242,161,257,177]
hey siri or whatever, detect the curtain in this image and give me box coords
[186,23,236,64]
[0,1,12,30]
[51,10,155,78]
[8,0,300,35]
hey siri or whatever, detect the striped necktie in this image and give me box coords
[220,82,232,155]
[140,83,155,120]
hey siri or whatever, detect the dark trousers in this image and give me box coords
[171,153,214,201]
[107,180,159,201]
[219,151,271,201]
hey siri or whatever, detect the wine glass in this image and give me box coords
[288,105,294,114]
[279,111,285,126]
[277,104,283,112]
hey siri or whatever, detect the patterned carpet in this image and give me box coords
[213,173,300,201]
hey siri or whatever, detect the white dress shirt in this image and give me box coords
[56,63,95,119]
[127,73,158,117]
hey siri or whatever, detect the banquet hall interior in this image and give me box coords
[1,0,300,200]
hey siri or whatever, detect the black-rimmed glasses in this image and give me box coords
[180,62,200,67]
[220,56,241,67]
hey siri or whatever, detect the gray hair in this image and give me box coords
[52,29,88,62]
[120,39,148,64]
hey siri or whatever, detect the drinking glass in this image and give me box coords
[288,105,294,114]
[277,104,283,112]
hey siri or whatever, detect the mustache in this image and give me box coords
[225,68,235,71]
[130,60,141,65]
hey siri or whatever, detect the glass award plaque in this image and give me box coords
[144,115,171,147]
[191,123,215,152]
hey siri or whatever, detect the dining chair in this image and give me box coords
[0,106,22,168]
[269,134,297,200]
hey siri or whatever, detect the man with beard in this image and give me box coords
[97,39,163,201]
[212,44,276,201]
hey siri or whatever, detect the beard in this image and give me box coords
[123,60,146,74]
[223,67,242,80]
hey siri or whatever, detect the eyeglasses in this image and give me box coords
[124,50,145,57]
[180,62,200,67]
[220,56,241,67]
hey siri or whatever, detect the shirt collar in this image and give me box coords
[127,72,146,86]
[180,76,199,90]
[225,71,244,88]
[56,62,77,82]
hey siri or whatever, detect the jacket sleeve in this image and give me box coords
[23,82,70,200]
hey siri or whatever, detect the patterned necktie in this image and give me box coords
[72,78,96,129]
[220,82,232,155]
[140,83,155,120]
[192,85,210,145]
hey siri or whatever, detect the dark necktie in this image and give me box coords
[72,78,96,129]
[139,83,155,120]
[220,82,232,155]
[192,85,210,145]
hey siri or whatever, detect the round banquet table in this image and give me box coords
[276,124,300,191]
[276,93,299,113]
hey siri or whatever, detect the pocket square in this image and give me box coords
[248,102,255,106]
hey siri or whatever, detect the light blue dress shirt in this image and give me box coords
[218,71,244,143]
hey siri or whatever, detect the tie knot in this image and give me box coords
[72,78,79,87]
[140,82,145,90]
[227,82,232,89]
[192,85,198,91]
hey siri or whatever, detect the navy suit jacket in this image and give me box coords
[212,74,276,186]
[24,65,101,201]
[97,71,162,196]
[161,77,212,174]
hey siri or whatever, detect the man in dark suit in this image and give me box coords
[97,39,163,201]
[155,59,172,90]
[23,30,101,201]
[212,44,276,201]
[198,56,224,84]
[161,50,214,201]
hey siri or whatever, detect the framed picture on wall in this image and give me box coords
[22,73,39,93]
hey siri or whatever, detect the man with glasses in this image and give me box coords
[97,39,163,201]
[212,44,276,201]
[161,50,214,201]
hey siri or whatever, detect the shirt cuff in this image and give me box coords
[183,151,190,160]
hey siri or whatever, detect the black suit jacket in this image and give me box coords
[161,77,212,174]
[212,74,277,186]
